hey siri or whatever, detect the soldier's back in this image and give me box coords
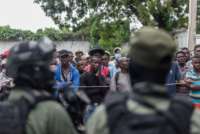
[7,89,77,134]
[86,82,200,134]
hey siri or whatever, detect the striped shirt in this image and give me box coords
[185,68,200,106]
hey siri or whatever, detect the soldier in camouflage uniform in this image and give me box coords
[86,27,200,134]
[5,38,77,134]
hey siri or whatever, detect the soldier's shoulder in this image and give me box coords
[91,104,107,119]
[86,104,108,134]
[87,104,107,126]
[28,100,70,125]
[36,100,66,114]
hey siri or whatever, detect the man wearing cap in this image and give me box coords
[85,47,110,78]
[88,47,105,58]
[86,27,200,134]
[54,49,80,94]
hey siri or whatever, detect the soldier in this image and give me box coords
[3,38,77,134]
[86,27,200,134]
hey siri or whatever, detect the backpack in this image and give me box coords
[0,90,53,134]
[105,92,194,134]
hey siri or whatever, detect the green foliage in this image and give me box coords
[90,17,101,46]
[34,0,88,29]
[0,26,34,41]
[34,0,188,51]
[90,18,130,51]
[0,23,129,51]
[143,0,188,31]
[0,26,88,41]
[34,0,188,31]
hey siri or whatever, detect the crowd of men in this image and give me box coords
[0,27,199,134]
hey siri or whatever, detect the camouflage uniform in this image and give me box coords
[8,89,77,134]
[86,27,200,134]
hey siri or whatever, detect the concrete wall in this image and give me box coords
[174,30,188,49]
[0,41,91,54]
[195,35,200,45]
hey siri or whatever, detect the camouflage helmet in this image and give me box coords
[6,37,55,78]
[129,27,176,69]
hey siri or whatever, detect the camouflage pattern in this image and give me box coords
[129,27,177,69]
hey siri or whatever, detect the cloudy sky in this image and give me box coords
[0,0,57,32]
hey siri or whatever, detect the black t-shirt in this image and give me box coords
[80,72,109,103]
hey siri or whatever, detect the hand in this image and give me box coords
[178,80,187,86]
[54,81,68,90]
[184,78,193,87]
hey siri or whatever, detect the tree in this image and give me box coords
[34,0,88,30]
[34,0,188,31]
[89,17,130,51]
[34,0,188,50]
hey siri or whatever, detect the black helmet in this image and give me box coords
[6,37,55,90]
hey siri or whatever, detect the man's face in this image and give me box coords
[90,57,100,72]
[80,56,88,65]
[77,60,86,72]
[76,52,83,58]
[176,53,186,64]
[102,55,109,66]
[119,57,129,70]
[195,47,200,56]
[182,49,190,60]
[192,57,200,71]
[68,53,74,62]
[60,54,70,65]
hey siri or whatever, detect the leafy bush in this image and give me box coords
[0,26,88,41]
[90,19,130,52]
[0,24,130,52]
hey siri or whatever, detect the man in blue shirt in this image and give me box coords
[54,50,80,95]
